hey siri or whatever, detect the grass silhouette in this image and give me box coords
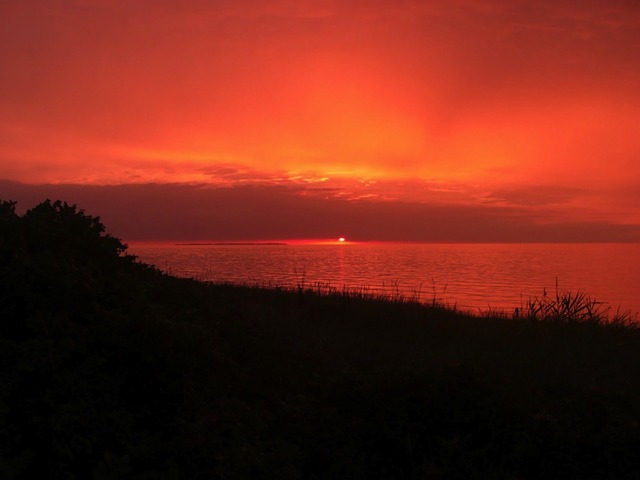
[2,199,640,479]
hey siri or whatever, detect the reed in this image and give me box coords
[208,275,636,325]
[521,279,636,326]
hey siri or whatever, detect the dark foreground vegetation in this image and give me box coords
[2,199,640,479]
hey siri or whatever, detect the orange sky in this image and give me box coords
[1,0,640,241]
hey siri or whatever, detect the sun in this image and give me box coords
[338,237,346,242]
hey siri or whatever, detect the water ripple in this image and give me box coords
[129,243,640,315]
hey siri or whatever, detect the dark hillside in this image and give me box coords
[2,199,640,479]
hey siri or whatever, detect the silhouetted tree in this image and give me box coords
[0,200,18,254]
[0,199,142,333]
[0,199,17,221]
[20,199,128,261]
[0,199,190,478]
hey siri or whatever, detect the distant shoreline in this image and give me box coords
[175,242,288,246]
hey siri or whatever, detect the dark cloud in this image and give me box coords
[2,180,638,243]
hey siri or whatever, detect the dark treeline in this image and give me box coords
[2,199,640,479]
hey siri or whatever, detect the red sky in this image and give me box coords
[1,0,640,241]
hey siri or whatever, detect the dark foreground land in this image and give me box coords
[2,199,640,479]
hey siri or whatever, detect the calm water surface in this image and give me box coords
[128,243,640,315]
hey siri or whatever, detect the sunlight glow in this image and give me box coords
[2,1,640,240]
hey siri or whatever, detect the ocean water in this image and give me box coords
[128,242,640,316]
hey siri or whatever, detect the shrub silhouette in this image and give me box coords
[19,199,127,260]
[0,200,19,252]
[0,201,191,478]
[0,199,140,332]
